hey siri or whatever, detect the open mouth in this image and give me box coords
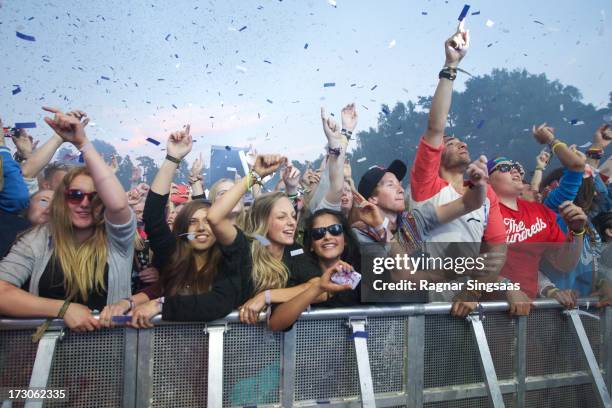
[321,242,338,249]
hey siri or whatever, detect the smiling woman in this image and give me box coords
[0,107,135,335]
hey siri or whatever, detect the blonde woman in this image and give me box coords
[155,154,322,324]
[0,107,135,332]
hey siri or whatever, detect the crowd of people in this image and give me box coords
[0,22,610,338]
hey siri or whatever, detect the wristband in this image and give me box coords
[340,129,353,140]
[265,289,271,306]
[32,300,71,343]
[327,146,342,156]
[165,154,181,164]
[586,149,604,160]
[375,217,389,231]
[571,228,586,236]
[439,68,457,81]
[535,166,546,171]
[551,141,567,155]
[123,297,135,313]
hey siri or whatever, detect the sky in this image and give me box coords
[1,0,611,164]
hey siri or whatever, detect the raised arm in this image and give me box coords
[424,21,469,146]
[531,149,551,191]
[586,124,611,169]
[207,154,284,245]
[532,123,586,172]
[188,152,205,198]
[151,125,192,196]
[43,107,131,225]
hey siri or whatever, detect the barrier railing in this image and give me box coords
[0,299,611,408]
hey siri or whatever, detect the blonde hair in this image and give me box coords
[245,192,290,293]
[209,178,247,229]
[50,167,108,302]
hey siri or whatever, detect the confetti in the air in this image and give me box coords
[16,31,36,41]
[388,39,396,49]
[486,19,495,28]
[357,157,367,163]
[12,86,21,95]
[457,4,470,21]
[14,122,36,129]
[323,82,336,88]
[146,137,160,145]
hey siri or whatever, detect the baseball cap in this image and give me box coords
[357,159,407,199]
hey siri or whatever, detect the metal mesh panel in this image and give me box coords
[44,329,125,408]
[367,316,405,394]
[294,319,359,401]
[0,330,38,408]
[424,393,515,408]
[482,312,516,380]
[151,324,208,408]
[424,314,481,388]
[525,383,602,408]
[526,308,601,376]
[223,323,281,407]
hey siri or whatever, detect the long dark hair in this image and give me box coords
[303,208,362,271]
[161,200,223,296]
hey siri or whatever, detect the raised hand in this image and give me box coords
[282,164,301,191]
[42,106,89,148]
[445,20,470,67]
[166,124,192,160]
[532,123,556,145]
[340,103,358,133]
[466,155,488,187]
[252,154,285,178]
[321,107,343,147]
[593,124,611,148]
[10,129,35,159]
[559,201,587,233]
[536,149,551,169]
[189,152,204,183]
[352,191,384,228]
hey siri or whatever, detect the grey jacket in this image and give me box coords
[0,212,136,304]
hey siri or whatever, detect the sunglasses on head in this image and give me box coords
[491,162,525,177]
[64,189,97,204]
[311,224,344,241]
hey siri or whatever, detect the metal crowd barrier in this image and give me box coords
[0,299,611,408]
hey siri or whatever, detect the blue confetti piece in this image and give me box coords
[225,145,231,151]
[254,234,271,246]
[570,119,578,125]
[172,104,178,109]
[100,76,110,80]
[350,83,356,87]
[16,31,36,41]
[266,99,273,104]
[146,137,160,146]
[174,54,179,58]
[323,82,335,88]
[12,86,21,95]
[263,59,272,64]
[370,85,378,91]
[476,119,485,129]
[533,20,545,25]
[304,43,309,49]
[382,106,390,116]
[421,11,428,15]
[121,138,128,141]
[14,122,36,129]
[165,33,171,41]
[239,25,247,32]
[458,4,470,21]
[471,10,480,15]
[28,17,35,21]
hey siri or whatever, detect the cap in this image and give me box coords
[357,159,407,199]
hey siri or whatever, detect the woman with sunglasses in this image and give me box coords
[0,107,135,332]
[155,154,322,325]
[486,155,587,315]
[268,209,362,331]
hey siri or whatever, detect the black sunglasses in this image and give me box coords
[64,189,97,204]
[311,224,344,241]
[490,162,525,177]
